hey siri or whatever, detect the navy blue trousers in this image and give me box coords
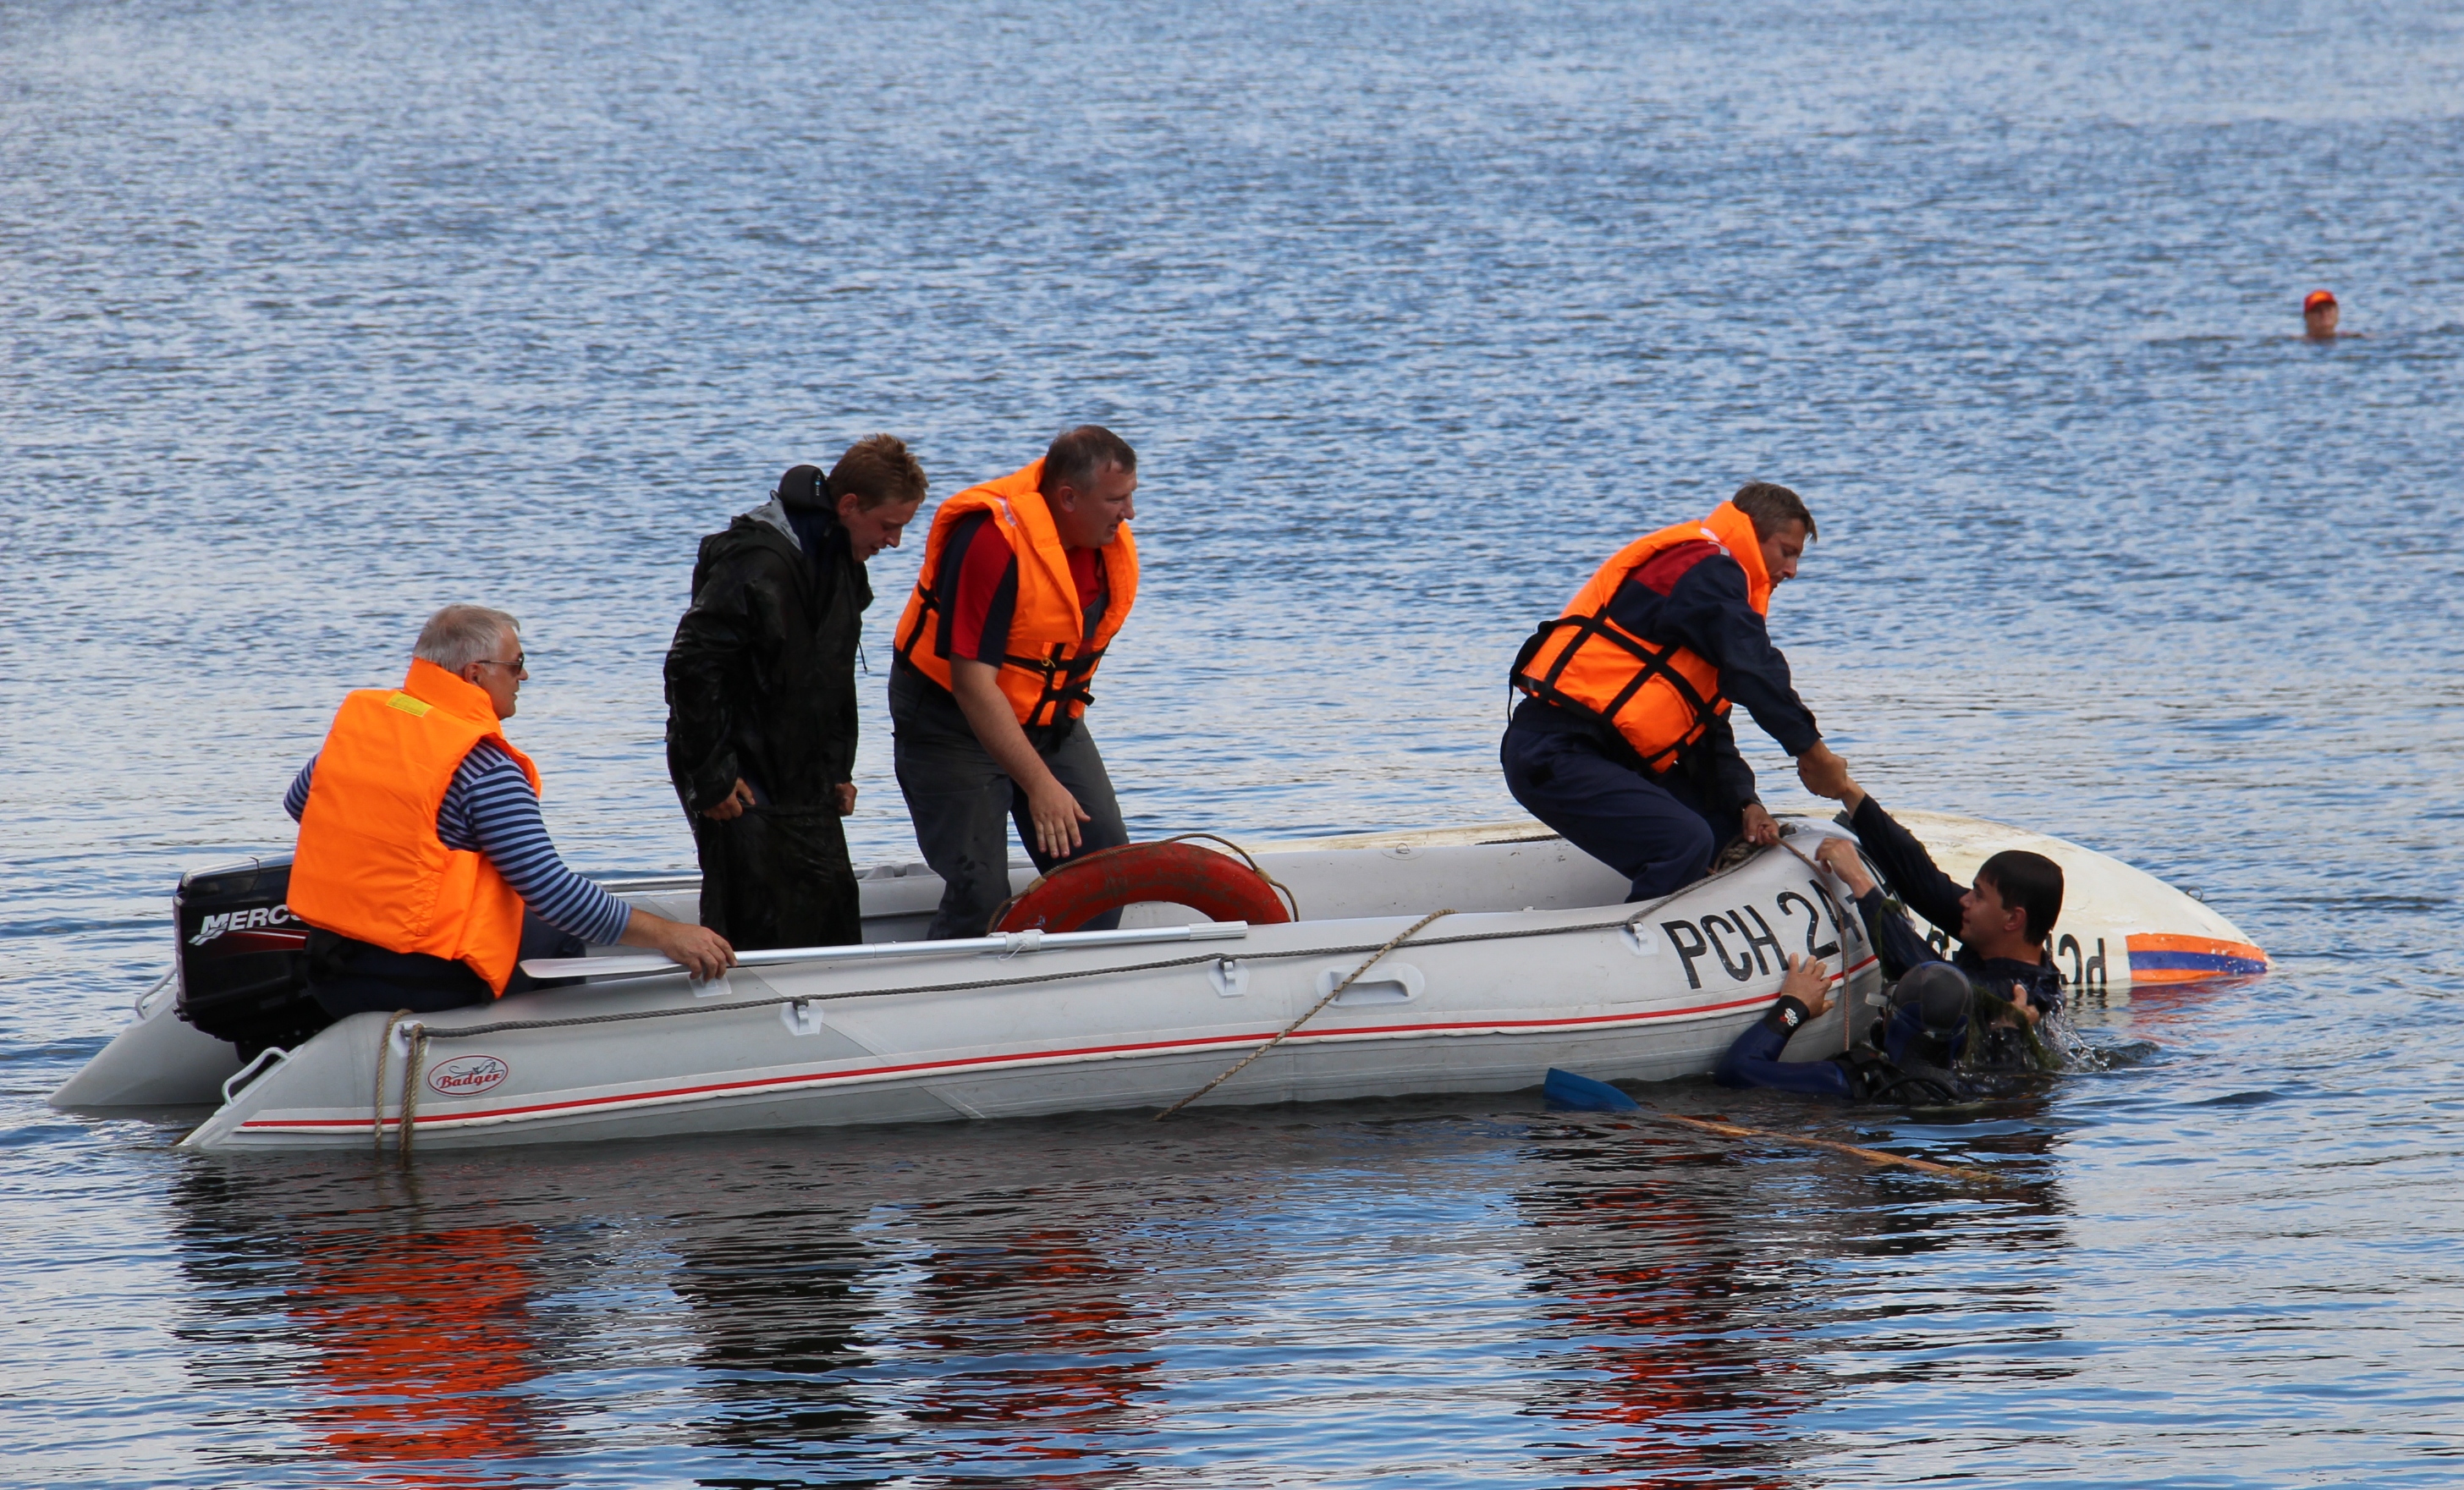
[1499,714,1724,901]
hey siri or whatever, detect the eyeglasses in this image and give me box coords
[474,653,528,674]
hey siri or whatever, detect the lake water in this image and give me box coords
[6,0,2463,1483]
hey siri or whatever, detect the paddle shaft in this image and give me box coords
[1643,1108,1999,1184]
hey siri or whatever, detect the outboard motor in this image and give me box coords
[174,855,333,1061]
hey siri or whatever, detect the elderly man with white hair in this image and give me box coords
[283,604,733,1019]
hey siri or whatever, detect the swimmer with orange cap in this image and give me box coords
[2303,289,2347,340]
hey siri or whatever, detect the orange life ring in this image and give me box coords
[993,840,1295,934]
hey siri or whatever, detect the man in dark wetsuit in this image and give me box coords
[664,437,927,950]
[1713,769,2067,1102]
[1715,956,1983,1104]
[1808,774,2066,1024]
[1503,482,1851,901]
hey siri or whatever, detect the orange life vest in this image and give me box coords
[1510,501,1773,771]
[289,658,542,996]
[893,459,1139,728]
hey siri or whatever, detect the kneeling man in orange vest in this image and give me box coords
[889,426,1140,939]
[1504,482,1851,900]
[285,605,734,1018]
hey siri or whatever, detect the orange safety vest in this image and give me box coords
[892,459,1139,728]
[1510,501,1774,771]
[289,658,542,996]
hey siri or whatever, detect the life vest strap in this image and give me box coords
[899,580,1106,729]
[1509,613,1727,770]
[1003,643,1107,727]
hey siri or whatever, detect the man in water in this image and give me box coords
[1502,481,1851,900]
[1714,954,1999,1104]
[664,437,928,950]
[2303,289,2346,340]
[888,425,1141,939]
[286,605,733,1018]
[1807,770,2066,1022]
[1712,758,2068,1101]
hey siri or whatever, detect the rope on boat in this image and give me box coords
[399,1025,429,1162]
[416,888,1716,1043]
[371,1009,430,1159]
[373,1009,408,1157]
[1154,908,1455,1121]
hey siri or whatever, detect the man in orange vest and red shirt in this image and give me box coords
[1504,482,1851,901]
[890,426,1140,939]
[285,606,734,1018]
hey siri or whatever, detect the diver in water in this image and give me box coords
[1713,954,2047,1104]
[1715,759,2070,1103]
[1804,768,2066,1024]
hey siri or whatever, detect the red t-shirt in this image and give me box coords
[929,510,1107,664]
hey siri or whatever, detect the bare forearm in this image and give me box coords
[951,662,1059,790]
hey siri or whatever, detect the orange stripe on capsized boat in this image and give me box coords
[2125,932,2269,984]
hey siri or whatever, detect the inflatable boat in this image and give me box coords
[51,813,2265,1152]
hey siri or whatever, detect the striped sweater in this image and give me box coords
[283,742,632,946]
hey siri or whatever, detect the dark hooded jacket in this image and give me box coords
[666,496,870,814]
[663,481,872,948]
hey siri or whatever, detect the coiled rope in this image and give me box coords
[371,1009,430,1160]
[399,1025,429,1160]
[1154,907,1453,1120]
[373,1010,408,1157]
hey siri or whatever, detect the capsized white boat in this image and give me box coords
[52,812,2265,1151]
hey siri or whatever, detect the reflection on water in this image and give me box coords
[285,1223,550,1473]
[900,1219,1160,1457]
[671,1216,872,1459]
[151,1112,2098,1486]
[1518,1144,1816,1488]
[1513,1113,2069,1487]
[170,1165,562,1488]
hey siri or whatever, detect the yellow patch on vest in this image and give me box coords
[386,692,432,718]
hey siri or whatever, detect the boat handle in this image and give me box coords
[132,968,177,1019]
[221,1046,290,1105]
[520,920,1254,981]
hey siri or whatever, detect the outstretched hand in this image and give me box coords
[1796,741,1854,800]
[1813,837,1878,897]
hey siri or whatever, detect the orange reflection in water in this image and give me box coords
[1521,1162,1807,1490]
[283,1223,547,1480]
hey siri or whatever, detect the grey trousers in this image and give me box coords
[889,667,1131,940]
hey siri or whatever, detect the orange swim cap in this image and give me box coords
[2304,289,2337,311]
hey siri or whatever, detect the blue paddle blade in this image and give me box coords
[1544,1068,1641,1113]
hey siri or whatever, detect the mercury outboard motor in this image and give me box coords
[173,855,333,1061]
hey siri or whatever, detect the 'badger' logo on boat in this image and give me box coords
[190,905,298,945]
[427,1055,511,1098]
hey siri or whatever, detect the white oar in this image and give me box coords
[521,920,1251,982]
